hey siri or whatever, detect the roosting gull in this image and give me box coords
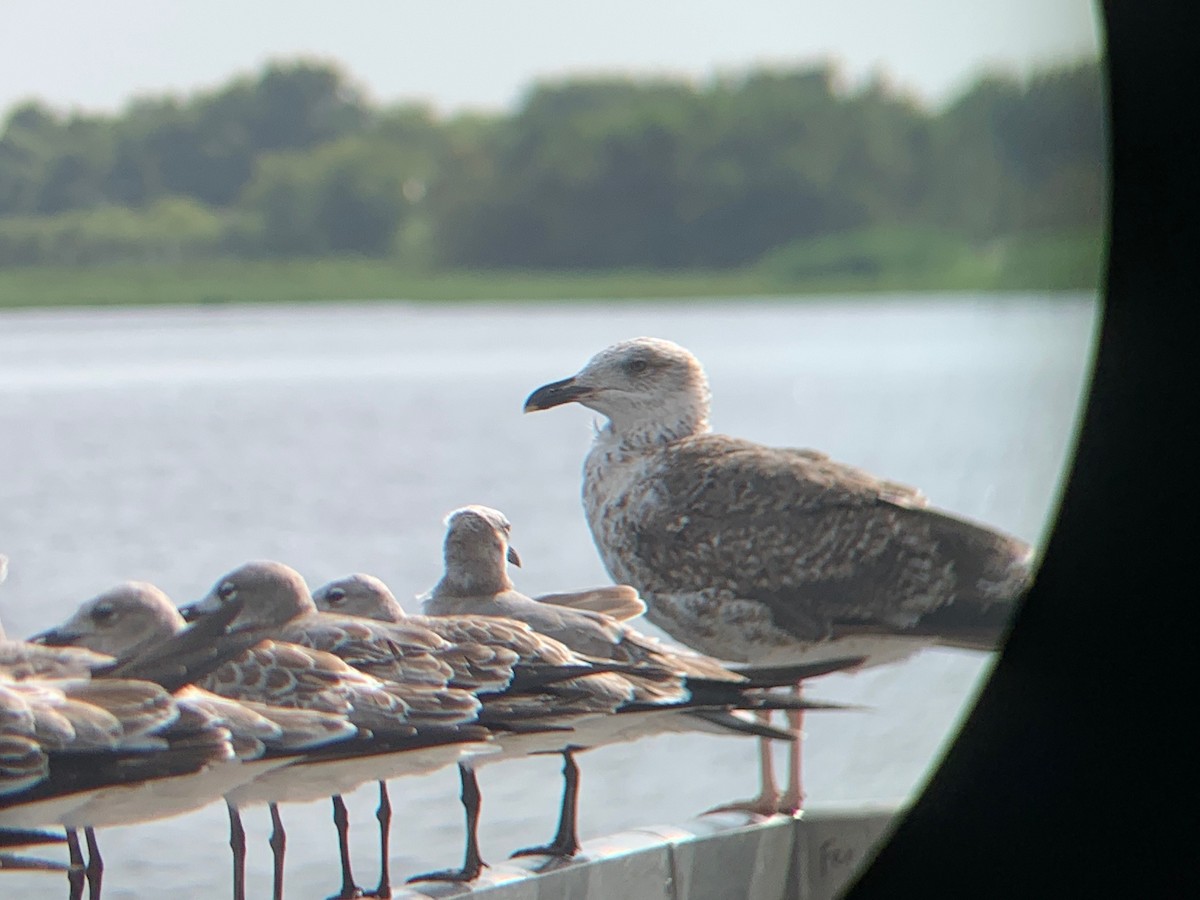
[175,571,496,900]
[5,595,258,900]
[413,505,859,850]
[315,569,653,883]
[33,582,396,900]
[181,561,624,893]
[525,337,1036,814]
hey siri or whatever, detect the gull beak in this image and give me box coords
[506,545,522,568]
[177,601,205,623]
[524,377,592,412]
[27,626,81,646]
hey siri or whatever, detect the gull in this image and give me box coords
[525,336,1037,814]
[184,560,637,889]
[411,505,860,861]
[43,580,483,900]
[0,656,235,899]
[315,571,665,879]
[178,561,531,897]
[5,588,260,898]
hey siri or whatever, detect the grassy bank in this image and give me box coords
[0,227,1105,309]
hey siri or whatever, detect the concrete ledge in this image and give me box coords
[395,805,899,900]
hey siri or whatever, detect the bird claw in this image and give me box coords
[510,840,580,860]
[701,793,799,819]
[405,862,487,885]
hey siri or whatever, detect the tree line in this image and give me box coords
[0,58,1106,270]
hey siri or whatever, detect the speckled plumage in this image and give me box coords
[527,337,1035,667]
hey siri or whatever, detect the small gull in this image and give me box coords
[45,580,482,900]
[412,505,860,862]
[182,562,581,897]
[525,336,1037,813]
[7,590,260,897]
[315,571,663,878]
[1,641,236,899]
[185,560,637,889]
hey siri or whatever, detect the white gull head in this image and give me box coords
[524,337,711,448]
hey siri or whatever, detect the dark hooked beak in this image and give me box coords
[178,602,203,623]
[506,545,522,568]
[523,377,592,412]
[27,627,80,647]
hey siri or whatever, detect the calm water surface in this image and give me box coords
[0,293,1098,897]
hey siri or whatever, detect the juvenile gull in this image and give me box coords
[46,579,480,900]
[1,651,235,899]
[316,571,664,875]
[413,505,859,859]
[182,562,584,895]
[525,336,1036,813]
[314,571,648,888]
[6,594,260,898]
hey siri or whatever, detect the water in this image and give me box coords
[0,293,1099,897]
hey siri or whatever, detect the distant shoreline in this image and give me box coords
[0,246,1103,310]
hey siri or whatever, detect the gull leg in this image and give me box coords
[703,711,784,818]
[228,801,247,900]
[363,781,392,899]
[83,827,103,900]
[66,829,85,900]
[511,748,583,858]
[269,802,287,900]
[406,764,487,883]
[781,683,806,815]
[328,795,363,899]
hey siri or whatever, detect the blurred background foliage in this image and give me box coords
[0,57,1106,286]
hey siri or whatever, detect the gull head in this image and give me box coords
[32,581,184,657]
[313,573,406,623]
[181,560,314,630]
[435,505,522,598]
[524,337,711,445]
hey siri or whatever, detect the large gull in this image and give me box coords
[525,336,1036,813]
[413,505,860,854]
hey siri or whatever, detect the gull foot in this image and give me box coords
[701,793,797,819]
[405,863,486,885]
[510,839,580,859]
[326,888,364,899]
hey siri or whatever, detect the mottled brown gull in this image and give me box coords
[410,505,858,863]
[182,561,607,894]
[1,642,236,899]
[315,570,647,884]
[47,577,481,900]
[525,336,1036,813]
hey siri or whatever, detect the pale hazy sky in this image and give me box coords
[1,0,1103,116]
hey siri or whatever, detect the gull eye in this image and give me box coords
[217,582,237,602]
[626,358,649,375]
[91,604,115,624]
[325,587,346,605]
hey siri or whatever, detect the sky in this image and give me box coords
[1,0,1102,117]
